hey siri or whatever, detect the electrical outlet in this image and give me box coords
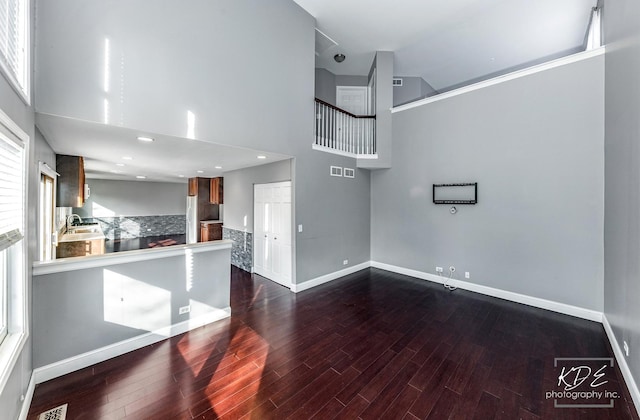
[465,271,470,279]
[298,224,303,233]
[343,259,348,265]
[179,305,191,315]
[436,267,443,273]
[624,341,629,357]
[449,266,456,272]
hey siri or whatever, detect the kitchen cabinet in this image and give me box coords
[188,177,221,241]
[200,222,223,242]
[188,178,198,196]
[56,238,105,258]
[210,177,223,204]
[57,154,86,207]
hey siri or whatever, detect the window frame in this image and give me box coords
[0,106,29,395]
[0,0,31,105]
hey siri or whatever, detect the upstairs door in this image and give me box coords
[254,181,292,288]
[336,86,368,150]
[336,86,368,115]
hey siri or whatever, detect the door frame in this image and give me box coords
[336,86,368,115]
[253,181,293,288]
[38,161,58,261]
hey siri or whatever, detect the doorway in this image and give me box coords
[253,181,292,288]
[336,86,368,115]
[38,164,57,261]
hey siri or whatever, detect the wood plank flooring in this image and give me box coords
[27,267,639,419]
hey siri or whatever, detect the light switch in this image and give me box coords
[298,224,303,233]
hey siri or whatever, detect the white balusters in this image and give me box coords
[313,99,376,157]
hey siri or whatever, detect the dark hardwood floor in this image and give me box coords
[27,267,639,419]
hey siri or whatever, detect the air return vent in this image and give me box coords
[344,168,355,178]
[330,166,342,177]
[38,404,68,420]
[392,78,403,86]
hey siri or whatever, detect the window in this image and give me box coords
[0,107,27,393]
[0,0,29,102]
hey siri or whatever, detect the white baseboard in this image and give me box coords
[370,261,603,322]
[18,372,36,420]
[602,314,640,416]
[292,262,371,293]
[33,307,231,384]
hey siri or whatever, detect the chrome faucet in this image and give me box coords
[67,214,83,228]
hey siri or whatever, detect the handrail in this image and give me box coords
[314,98,376,119]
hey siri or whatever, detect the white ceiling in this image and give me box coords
[36,113,291,184]
[296,0,596,90]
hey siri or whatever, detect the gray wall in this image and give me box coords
[35,0,312,155]
[315,68,336,104]
[33,248,231,367]
[75,179,186,217]
[371,54,605,311]
[393,76,438,107]
[296,151,371,281]
[34,0,372,285]
[315,69,369,106]
[361,51,393,169]
[335,75,368,87]
[0,0,35,417]
[223,160,292,233]
[604,0,640,392]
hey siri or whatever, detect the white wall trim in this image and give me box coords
[371,261,603,322]
[292,262,370,293]
[33,307,231,384]
[17,373,36,420]
[392,47,605,114]
[602,315,640,417]
[33,240,232,275]
[312,144,378,160]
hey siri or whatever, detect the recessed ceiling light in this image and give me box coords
[257,155,267,159]
[137,136,155,142]
[122,156,133,160]
[110,170,122,174]
[214,166,222,169]
[116,163,125,167]
[197,170,204,174]
[178,175,185,178]
[136,175,146,179]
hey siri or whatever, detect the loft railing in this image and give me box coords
[314,98,376,157]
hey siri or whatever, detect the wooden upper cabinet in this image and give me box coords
[188,178,198,196]
[56,154,85,207]
[210,177,223,204]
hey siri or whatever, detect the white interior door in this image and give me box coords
[254,181,292,287]
[336,86,368,115]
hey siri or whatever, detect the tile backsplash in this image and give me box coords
[82,215,186,240]
[223,227,252,272]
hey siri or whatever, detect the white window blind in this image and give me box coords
[0,128,24,252]
[0,0,27,96]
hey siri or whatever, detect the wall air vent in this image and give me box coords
[39,404,68,420]
[330,166,343,177]
[392,78,403,86]
[344,168,355,178]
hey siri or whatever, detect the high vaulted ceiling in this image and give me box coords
[296,0,596,91]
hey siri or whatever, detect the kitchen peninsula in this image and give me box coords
[32,239,233,382]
